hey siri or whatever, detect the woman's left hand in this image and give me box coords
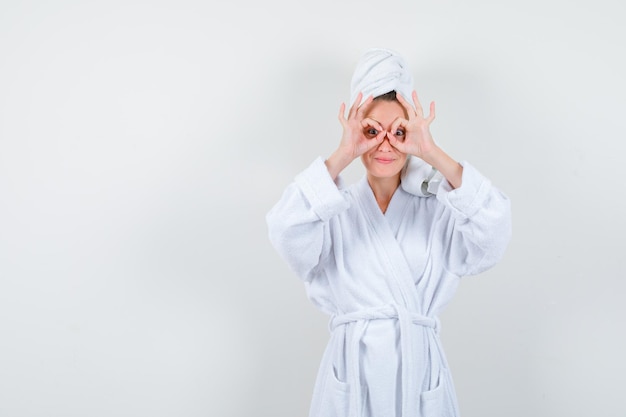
[386,90,437,160]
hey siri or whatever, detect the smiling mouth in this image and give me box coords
[374,158,395,164]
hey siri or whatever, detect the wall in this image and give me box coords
[0,1,624,416]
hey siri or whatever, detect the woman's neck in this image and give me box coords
[367,174,401,214]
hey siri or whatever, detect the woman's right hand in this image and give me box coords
[325,92,386,180]
[337,92,386,159]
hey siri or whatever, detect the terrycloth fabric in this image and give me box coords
[350,48,414,107]
[266,157,512,417]
[401,155,444,197]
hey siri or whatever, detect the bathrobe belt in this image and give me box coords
[329,304,441,417]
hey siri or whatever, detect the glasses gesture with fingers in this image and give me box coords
[337,92,388,161]
[386,90,437,160]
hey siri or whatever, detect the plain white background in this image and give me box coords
[1,1,624,416]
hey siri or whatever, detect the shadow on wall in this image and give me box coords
[230,53,353,416]
[245,52,354,175]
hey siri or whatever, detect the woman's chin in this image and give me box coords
[367,166,403,180]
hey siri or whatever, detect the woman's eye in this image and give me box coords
[394,129,405,137]
[365,128,379,138]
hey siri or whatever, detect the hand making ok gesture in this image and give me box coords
[336,92,387,160]
[386,90,437,160]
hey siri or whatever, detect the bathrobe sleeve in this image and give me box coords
[435,161,512,277]
[266,157,350,282]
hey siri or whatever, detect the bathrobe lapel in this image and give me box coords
[383,182,412,237]
[355,177,419,311]
[354,177,444,417]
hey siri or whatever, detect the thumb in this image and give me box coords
[387,132,404,151]
[365,132,385,152]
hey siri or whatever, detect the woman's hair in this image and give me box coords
[374,90,397,102]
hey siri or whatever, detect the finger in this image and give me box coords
[360,118,383,140]
[355,94,374,119]
[412,90,424,118]
[364,134,385,152]
[427,101,436,122]
[387,131,406,152]
[338,102,346,124]
[386,131,397,146]
[389,116,407,136]
[361,117,383,132]
[348,92,363,119]
[396,92,417,119]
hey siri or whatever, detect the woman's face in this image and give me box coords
[360,99,408,180]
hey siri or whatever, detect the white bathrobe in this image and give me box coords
[266,157,512,417]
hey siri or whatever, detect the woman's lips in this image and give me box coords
[374,157,395,164]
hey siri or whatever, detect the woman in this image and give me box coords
[266,48,511,417]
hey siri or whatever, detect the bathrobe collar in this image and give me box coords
[355,176,418,311]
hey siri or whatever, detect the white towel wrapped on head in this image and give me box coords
[350,47,415,107]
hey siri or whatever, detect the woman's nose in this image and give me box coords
[378,135,393,152]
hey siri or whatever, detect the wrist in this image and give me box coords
[325,149,354,180]
[420,145,463,189]
[416,144,441,166]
